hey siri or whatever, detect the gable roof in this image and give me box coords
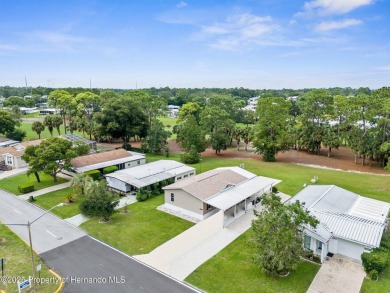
[163,168,252,201]
[71,149,133,168]
[311,210,385,247]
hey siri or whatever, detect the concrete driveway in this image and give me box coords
[307,254,365,293]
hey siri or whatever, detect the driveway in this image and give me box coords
[135,192,291,281]
[307,254,365,293]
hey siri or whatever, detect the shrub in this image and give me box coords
[180,145,201,164]
[272,186,278,193]
[136,188,148,202]
[28,196,36,202]
[85,170,101,180]
[361,250,389,274]
[369,269,379,281]
[18,183,35,194]
[103,166,118,174]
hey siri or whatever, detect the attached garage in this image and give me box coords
[337,239,365,261]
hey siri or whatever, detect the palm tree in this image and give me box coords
[70,173,93,196]
[31,121,45,139]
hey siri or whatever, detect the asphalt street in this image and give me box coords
[0,189,200,293]
[42,236,200,293]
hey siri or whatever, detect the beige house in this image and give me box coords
[163,167,281,225]
[70,149,146,174]
[0,140,42,170]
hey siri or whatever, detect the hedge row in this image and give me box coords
[18,183,35,194]
[103,166,118,174]
[85,170,101,180]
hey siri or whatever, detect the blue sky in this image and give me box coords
[0,0,389,89]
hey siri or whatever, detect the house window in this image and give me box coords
[177,176,181,180]
[304,235,311,250]
[206,204,212,210]
[128,163,131,167]
[137,160,140,165]
[170,193,174,202]
[6,156,12,165]
[184,174,188,178]
[190,172,194,176]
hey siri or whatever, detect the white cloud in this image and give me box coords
[303,0,374,15]
[199,13,279,51]
[176,1,188,8]
[315,18,362,31]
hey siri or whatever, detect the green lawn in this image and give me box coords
[0,225,61,293]
[32,187,86,219]
[80,195,194,255]
[158,116,178,140]
[18,122,84,141]
[186,230,320,293]
[0,172,67,195]
[147,154,390,202]
[361,266,390,293]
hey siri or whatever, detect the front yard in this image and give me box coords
[32,187,85,219]
[0,172,67,195]
[0,225,61,293]
[186,230,320,293]
[80,195,194,255]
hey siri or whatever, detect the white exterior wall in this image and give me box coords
[164,189,204,216]
[174,170,196,182]
[15,156,28,168]
[124,158,146,169]
[106,177,131,192]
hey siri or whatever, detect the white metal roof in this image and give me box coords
[75,154,145,173]
[214,167,256,179]
[349,196,390,223]
[105,160,195,188]
[205,176,281,211]
[304,222,333,243]
[312,210,385,247]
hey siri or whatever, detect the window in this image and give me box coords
[190,172,194,176]
[316,240,322,254]
[184,174,188,178]
[137,160,140,165]
[177,176,181,180]
[304,235,311,250]
[128,163,131,167]
[206,204,212,210]
[6,156,12,165]
[170,193,174,202]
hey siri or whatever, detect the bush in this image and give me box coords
[85,170,101,180]
[272,186,278,193]
[369,269,379,281]
[361,250,389,274]
[103,166,118,174]
[18,183,35,194]
[28,196,36,202]
[180,145,201,164]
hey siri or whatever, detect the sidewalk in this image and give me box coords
[19,181,71,200]
[0,167,28,180]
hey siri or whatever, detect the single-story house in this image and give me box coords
[0,136,19,149]
[39,108,60,115]
[19,107,38,114]
[288,185,390,262]
[70,149,146,174]
[163,167,281,225]
[105,160,195,193]
[0,140,42,170]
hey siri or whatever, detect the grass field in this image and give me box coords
[361,265,390,293]
[0,225,61,293]
[186,230,320,293]
[32,187,86,219]
[0,172,67,195]
[146,154,390,202]
[18,122,84,141]
[80,195,194,255]
[158,116,178,140]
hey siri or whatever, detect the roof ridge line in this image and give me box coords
[308,185,335,209]
[204,176,256,202]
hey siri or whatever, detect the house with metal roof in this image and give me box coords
[162,167,281,225]
[70,149,146,173]
[105,160,195,193]
[288,185,390,262]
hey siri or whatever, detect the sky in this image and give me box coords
[0,0,389,90]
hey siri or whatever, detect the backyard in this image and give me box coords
[0,172,67,195]
[0,225,61,293]
[80,195,194,255]
[186,230,320,293]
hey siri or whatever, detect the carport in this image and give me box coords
[205,176,281,226]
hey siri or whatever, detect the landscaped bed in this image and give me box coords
[80,195,194,255]
[0,172,67,195]
[186,230,320,293]
[0,225,61,293]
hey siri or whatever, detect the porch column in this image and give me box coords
[245,198,247,213]
[234,204,236,218]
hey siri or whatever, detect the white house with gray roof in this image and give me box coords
[288,185,390,262]
[163,167,280,225]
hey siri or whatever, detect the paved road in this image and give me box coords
[0,189,200,293]
[42,236,199,293]
[0,189,86,253]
